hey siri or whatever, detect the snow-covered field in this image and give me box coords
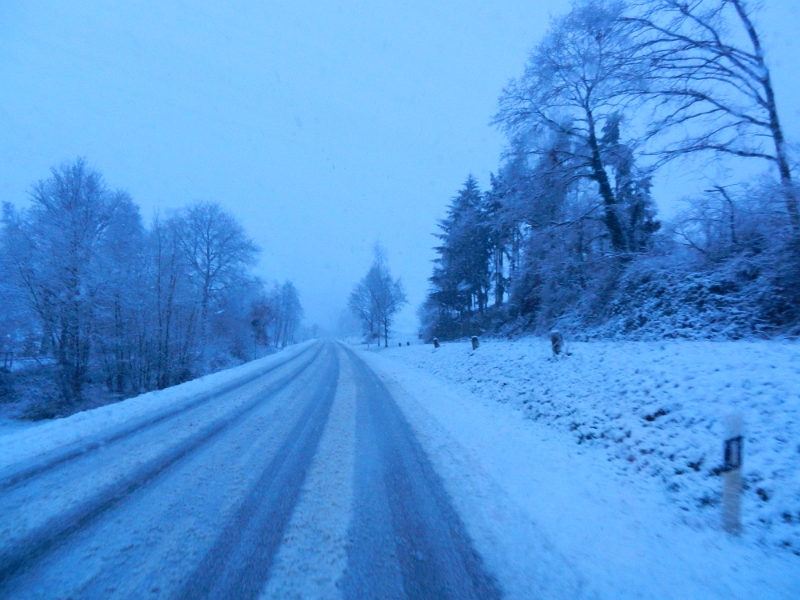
[366,338,800,557]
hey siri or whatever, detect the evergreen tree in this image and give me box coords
[425,176,494,338]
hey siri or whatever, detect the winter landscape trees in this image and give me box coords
[0,159,303,416]
[422,0,798,341]
[349,244,407,347]
[262,281,304,349]
[169,201,260,366]
[496,0,653,254]
[2,160,138,403]
[626,0,799,230]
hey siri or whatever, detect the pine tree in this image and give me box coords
[425,176,494,338]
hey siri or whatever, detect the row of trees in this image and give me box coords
[0,159,303,406]
[250,280,304,351]
[422,0,798,340]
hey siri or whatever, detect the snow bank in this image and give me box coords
[0,342,313,471]
[0,418,41,438]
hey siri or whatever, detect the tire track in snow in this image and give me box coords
[340,346,502,600]
[259,345,357,600]
[176,346,340,600]
[0,344,322,589]
[360,350,590,600]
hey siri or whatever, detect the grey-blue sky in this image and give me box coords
[1,1,798,331]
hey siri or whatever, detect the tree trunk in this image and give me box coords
[587,111,627,253]
[59,265,88,404]
[494,246,504,306]
[200,280,210,366]
[510,227,520,288]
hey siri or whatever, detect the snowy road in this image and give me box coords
[0,341,498,599]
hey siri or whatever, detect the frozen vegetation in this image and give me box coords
[0,160,304,420]
[419,0,800,344]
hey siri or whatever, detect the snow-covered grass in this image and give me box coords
[370,337,800,556]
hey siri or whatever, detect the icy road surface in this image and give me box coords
[0,341,499,599]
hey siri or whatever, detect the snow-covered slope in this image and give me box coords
[368,338,800,556]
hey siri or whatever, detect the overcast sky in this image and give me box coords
[1,1,798,332]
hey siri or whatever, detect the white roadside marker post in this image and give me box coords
[722,414,744,534]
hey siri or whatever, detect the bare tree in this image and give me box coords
[0,213,36,362]
[150,215,198,388]
[269,281,303,348]
[496,0,647,254]
[670,182,782,261]
[348,282,376,342]
[349,244,407,347]
[170,201,259,365]
[626,0,798,230]
[93,192,147,394]
[1,159,134,403]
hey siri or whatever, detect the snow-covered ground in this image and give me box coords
[0,418,41,438]
[4,336,797,598]
[359,337,800,598]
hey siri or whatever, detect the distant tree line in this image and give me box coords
[421,0,799,341]
[0,158,302,412]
